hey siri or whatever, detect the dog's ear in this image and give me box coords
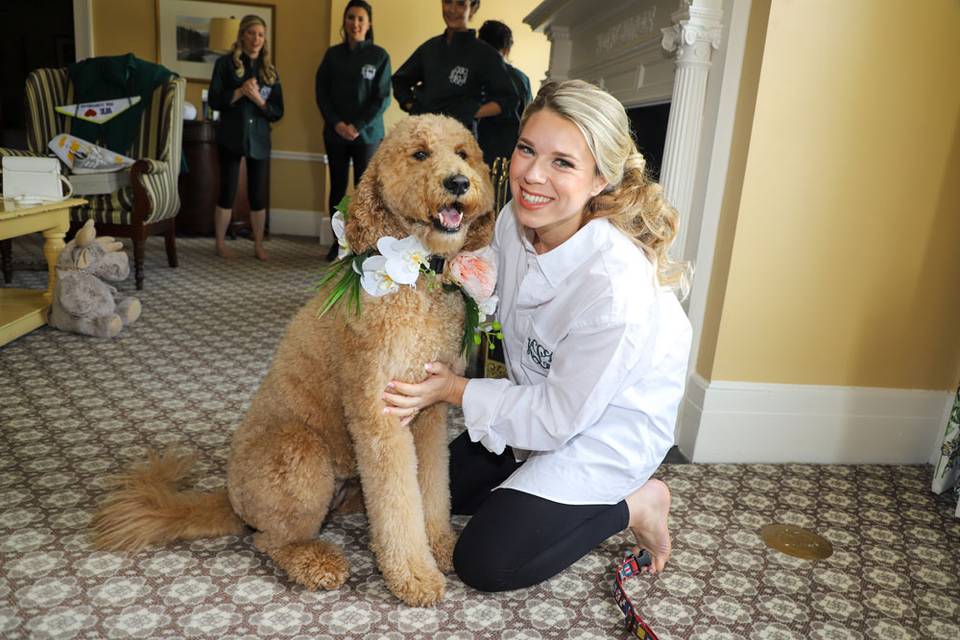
[345,158,407,253]
[461,209,495,251]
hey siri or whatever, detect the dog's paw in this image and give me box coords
[429,528,458,574]
[385,559,446,607]
[271,540,350,591]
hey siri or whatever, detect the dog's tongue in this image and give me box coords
[438,206,463,229]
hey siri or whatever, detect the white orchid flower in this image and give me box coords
[479,294,499,318]
[360,255,400,297]
[377,235,430,286]
[332,211,350,258]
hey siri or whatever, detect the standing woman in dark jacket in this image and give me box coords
[392,0,518,148]
[208,14,283,261]
[315,0,391,261]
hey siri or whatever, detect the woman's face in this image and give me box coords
[344,6,370,44]
[240,23,265,57]
[442,0,473,31]
[509,109,608,247]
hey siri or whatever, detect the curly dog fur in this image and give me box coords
[91,115,495,606]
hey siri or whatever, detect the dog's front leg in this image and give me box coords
[412,403,457,573]
[347,402,445,606]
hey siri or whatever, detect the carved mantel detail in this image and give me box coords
[595,7,658,57]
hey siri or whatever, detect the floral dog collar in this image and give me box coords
[317,200,501,354]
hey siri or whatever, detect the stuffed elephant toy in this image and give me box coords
[48,219,141,338]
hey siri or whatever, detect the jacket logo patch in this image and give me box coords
[526,338,553,371]
[361,64,376,80]
[449,66,469,86]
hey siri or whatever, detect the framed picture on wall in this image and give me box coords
[155,0,276,82]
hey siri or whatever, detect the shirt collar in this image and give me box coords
[443,29,476,44]
[519,212,614,288]
[348,39,372,51]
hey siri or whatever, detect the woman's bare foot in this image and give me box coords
[624,478,671,574]
[216,244,235,258]
[255,244,268,261]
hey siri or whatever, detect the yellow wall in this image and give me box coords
[329,0,549,132]
[699,0,960,390]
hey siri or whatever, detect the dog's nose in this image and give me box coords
[443,174,470,196]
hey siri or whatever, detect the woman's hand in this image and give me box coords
[335,122,360,141]
[382,362,467,427]
[242,78,265,107]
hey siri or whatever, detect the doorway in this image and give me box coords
[0,0,75,149]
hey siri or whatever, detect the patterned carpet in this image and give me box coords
[1,235,959,639]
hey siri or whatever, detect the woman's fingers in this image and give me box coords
[382,390,420,409]
[384,404,418,418]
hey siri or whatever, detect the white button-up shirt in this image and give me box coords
[462,203,692,505]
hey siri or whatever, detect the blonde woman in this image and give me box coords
[208,14,284,260]
[383,80,692,591]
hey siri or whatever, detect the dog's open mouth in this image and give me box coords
[433,203,464,233]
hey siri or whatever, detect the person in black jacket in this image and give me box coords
[477,20,532,168]
[208,14,284,261]
[316,0,391,261]
[392,0,518,151]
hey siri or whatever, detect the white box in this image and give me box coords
[70,170,131,195]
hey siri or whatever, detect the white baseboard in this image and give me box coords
[677,373,951,464]
[270,209,333,243]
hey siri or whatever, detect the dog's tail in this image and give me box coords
[91,450,244,552]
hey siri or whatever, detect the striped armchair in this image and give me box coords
[1,67,185,289]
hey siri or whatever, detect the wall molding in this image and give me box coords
[270,209,332,242]
[678,373,950,464]
[271,151,328,163]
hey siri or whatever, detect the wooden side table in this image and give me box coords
[0,197,85,346]
[177,119,270,237]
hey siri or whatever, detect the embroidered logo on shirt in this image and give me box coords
[360,64,376,80]
[259,86,272,101]
[449,66,469,86]
[526,338,553,371]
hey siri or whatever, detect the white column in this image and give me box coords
[660,1,723,260]
[544,26,572,82]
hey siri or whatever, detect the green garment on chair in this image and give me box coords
[68,53,175,155]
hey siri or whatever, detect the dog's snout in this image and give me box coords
[443,174,470,196]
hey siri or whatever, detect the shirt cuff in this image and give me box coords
[462,377,512,455]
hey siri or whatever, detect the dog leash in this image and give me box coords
[612,548,660,640]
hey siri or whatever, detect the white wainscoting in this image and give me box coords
[678,373,951,464]
[268,150,329,241]
[270,209,331,243]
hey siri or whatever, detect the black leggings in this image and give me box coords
[449,431,630,592]
[325,133,378,215]
[217,146,269,211]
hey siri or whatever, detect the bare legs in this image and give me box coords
[624,478,672,574]
[215,206,267,261]
[214,206,234,258]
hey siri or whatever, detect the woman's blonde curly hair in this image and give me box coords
[520,80,691,298]
[230,15,278,86]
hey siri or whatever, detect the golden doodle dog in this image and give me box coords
[92,114,495,606]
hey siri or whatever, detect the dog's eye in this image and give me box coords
[456,150,468,160]
[413,150,430,161]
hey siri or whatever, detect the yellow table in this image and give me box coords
[0,198,86,346]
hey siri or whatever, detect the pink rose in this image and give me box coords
[448,248,497,302]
